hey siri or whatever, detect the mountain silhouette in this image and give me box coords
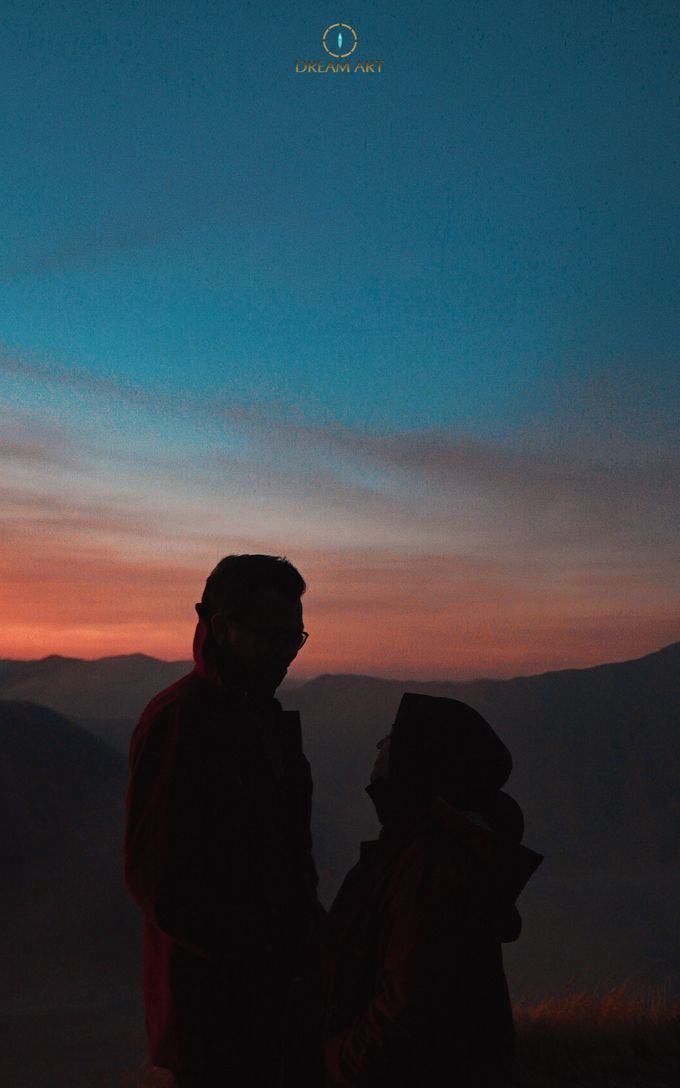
[0,699,139,990]
[0,654,190,751]
[0,699,144,1086]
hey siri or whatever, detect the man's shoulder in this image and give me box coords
[129,670,223,754]
[139,668,219,719]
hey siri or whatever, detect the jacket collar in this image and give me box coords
[360,797,543,937]
[372,797,497,863]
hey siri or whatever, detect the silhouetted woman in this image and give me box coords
[283,692,543,1088]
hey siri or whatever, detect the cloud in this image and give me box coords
[3,344,679,564]
[0,407,75,467]
[1,347,196,416]
[325,426,680,561]
[1,344,678,673]
[0,489,164,542]
[0,220,193,281]
[0,436,63,465]
[0,344,303,436]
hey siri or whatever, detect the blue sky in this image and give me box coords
[1,1,679,675]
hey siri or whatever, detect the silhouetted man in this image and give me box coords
[125,554,320,1088]
[283,693,543,1088]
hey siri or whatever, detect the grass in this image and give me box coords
[512,979,680,1087]
[121,980,680,1087]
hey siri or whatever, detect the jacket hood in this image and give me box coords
[375,797,543,943]
[381,693,513,816]
[366,694,541,941]
[430,798,543,942]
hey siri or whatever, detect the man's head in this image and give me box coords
[196,554,307,694]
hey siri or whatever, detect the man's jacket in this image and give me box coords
[285,797,542,1088]
[124,620,319,1081]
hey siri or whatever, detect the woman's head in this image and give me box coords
[366,693,513,824]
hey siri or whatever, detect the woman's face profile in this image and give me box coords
[370,734,392,782]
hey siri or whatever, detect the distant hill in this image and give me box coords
[0,700,140,1007]
[0,699,146,1086]
[0,654,191,751]
[0,653,302,753]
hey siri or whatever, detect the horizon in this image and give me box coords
[2,632,677,685]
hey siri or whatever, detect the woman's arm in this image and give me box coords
[323,837,469,1087]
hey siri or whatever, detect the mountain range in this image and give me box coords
[0,700,144,1087]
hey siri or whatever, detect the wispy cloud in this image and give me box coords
[0,406,75,467]
[3,345,679,560]
[0,344,308,435]
[1,345,678,672]
[0,215,205,281]
[0,435,64,465]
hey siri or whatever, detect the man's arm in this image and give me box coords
[124,707,216,960]
[280,709,323,911]
[323,838,468,1087]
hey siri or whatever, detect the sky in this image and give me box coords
[1,0,679,679]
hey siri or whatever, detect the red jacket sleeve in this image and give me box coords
[124,706,219,960]
[323,838,469,1087]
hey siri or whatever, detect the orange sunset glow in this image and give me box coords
[3,525,677,677]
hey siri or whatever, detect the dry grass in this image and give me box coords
[512,979,680,1087]
[119,983,680,1088]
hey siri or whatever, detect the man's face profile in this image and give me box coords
[212,586,305,692]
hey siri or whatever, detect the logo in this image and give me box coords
[294,24,383,75]
[322,24,358,59]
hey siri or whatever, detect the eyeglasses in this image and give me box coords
[230,619,309,652]
[194,603,308,652]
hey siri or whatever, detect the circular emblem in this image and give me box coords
[322,23,358,59]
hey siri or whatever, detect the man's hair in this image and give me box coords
[199,554,306,620]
